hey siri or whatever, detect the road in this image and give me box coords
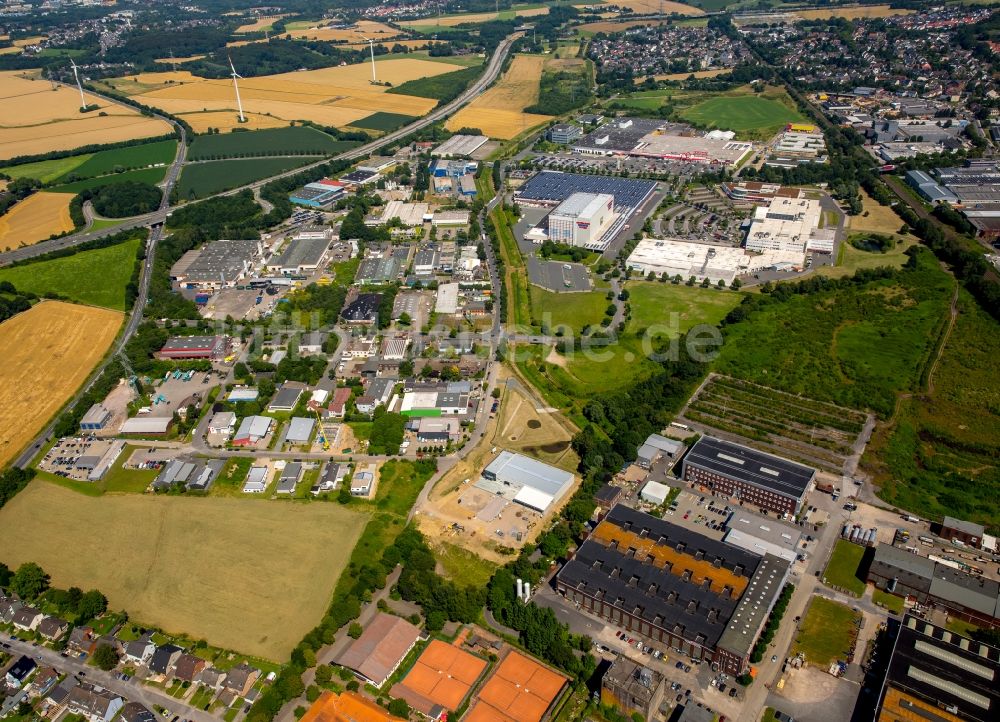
[1,635,216,722]
[0,32,523,267]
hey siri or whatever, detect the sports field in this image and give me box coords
[0,482,367,660]
[0,236,141,310]
[104,59,459,131]
[0,192,74,250]
[0,301,122,468]
[446,55,552,139]
[0,72,172,160]
[680,93,804,135]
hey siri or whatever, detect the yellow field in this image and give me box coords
[285,19,401,42]
[446,54,552,139]
[0,301,122,468]
[154,55,205,64]
[0,483,368,661]
[648,68,732,82]
[0,192,75,251]
[12,35,45,47]
[406,7,550,27]
[106,58,457,130]
[0,72,172,160]
[234,14,289,34]
[179,110,291,133]
[588,0,703,15]
[579,19,659,33]
[794,4,914,20]
[0,46,20,56]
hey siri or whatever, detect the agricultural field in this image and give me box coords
[403,6,551,30]
[283,19,400,42]
[822,539,867,596]
[446,55,552,139]
[0,301,122,468]
[651,68,732,82]
[792,597,861,668]
[48,166,168,194]
[154,55,205,65]
[0,71,172,160]
[713,248,954,417]
[102,59,461,132]
[0,192,74,250]
[679,375,869,474]
[234,14,289,34]
[865,291,1000,531]
[0,236,142,310]
[577,20,664,35]
[388,64,483,102]
[793,4,914,20]
[0,482,368,660]
[590,0,704,14]
[176,156,315,199]
[529,287,608,333]
[679,90,805,139]
[349,111,416,133]
[177,111,289,133]
[187,126,354,160]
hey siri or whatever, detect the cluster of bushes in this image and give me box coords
[82,180,162,218]
[366,409,406,456]
[0,561,107,622]
[0,176,40,216]
[0,467,35,510]
[749,583,794,663]
[0,281,34,323]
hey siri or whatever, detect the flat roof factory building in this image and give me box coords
[477,451,575,513]
[556,505,791,675]
[626,239,748,285]
[547,193,616,248]
[266,236,331,275]
[170,240,262,290]
[432,134,489,158]
[155,335,229,360]
[681,436,815,517]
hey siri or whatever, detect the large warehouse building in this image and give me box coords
[476,451,575,513]
[155,335,230,361]
[547,192,616,248]
[744,197,833,261]
[170,240,262,290]
[556,505,791,675]
[867,543,1000,629]
[626,239,749,285]
[681,436,815,517]
[875,615,1000,722]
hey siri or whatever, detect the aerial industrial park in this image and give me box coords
[0,3,998,722]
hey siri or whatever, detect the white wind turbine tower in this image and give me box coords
[70,59,87,110]
[360,36,377,84]
[228,56,246,123]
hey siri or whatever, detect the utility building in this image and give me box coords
[547,193,615,248]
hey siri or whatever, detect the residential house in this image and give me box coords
[11,605,43,631]
[0,591,22,623]
[29,668,59,699]
[223,663,260,698]
[5,656,36,688]
[37,616,69,641]
[173,653,206,683]
[119,702,156,722]
[196,667,227,690]
[149,644,183,677]
[123,636,156,666]
[44,678,77,711]
[66,682,124,722]
[276,462,303,494]
[325,387,351,419]
[68,626,97,656]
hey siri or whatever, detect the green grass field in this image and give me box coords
[792,597,860,667]
[714,248,953,416]
[432,541,498,588]
[3,140,177,184]
[366,459,437,517]
[822,539,866,596]
[625,282,742,336]
[872,588,904,614]
[0,236,141,310]
[387,64,483,100]
[349,112,416,133]
[176,157,314,199]
[187,127,355,161]
[0,481,368,660]
[49,166,168,194]
[680,93,805,137]
[529,287,609,332]
[865,291,1000,531]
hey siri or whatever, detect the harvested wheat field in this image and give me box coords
[795,4,914,20]
[235,14,289,34]
[0,301,121,467]
[154,55,205,64]
[598,0,703,14]
[0,46,20,56]
[446,55,551,139]
[12,35,45,47]
[406,7,550,27]
[180,110,291,133]
[0,72,172,160]
[108,59,457,129]
[0,192,74,251]
[0,482,368,660]
[649,68,732,82]
[579,19,661,33]
[285,19,401,42]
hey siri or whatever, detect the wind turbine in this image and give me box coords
[70,59,87,110]
[228,56,246,123]
[360,36,377,84]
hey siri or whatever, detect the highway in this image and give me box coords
[7,34,521,470]
[0,32,522,266]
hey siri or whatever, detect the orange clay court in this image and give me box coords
[390,640,487,714]
[300,691,404,722]
[464,650,569,722]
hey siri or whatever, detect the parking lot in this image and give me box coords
[148,371,215,419]
[38,438,124,481]
[528,152,707,180]
[526,257,592,292]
